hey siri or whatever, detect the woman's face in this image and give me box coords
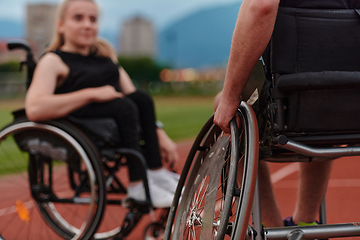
[59,0,98,51]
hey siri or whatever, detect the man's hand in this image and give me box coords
[214,96,241,134]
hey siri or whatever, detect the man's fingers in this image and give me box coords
[214,116,231,134]
[221,126,231,134]
[214,120,231,133]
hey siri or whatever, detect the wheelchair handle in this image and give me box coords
[7,40,36,89]
[7,40,32,52]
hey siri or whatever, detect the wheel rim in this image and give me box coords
[170,109,255,240]
[92,166,128,239]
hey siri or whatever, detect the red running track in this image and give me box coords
[129,140,360,239]
[1,140,360,239]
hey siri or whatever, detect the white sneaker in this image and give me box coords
[147,168,180,193]
[167,170,180,181]
[127,181,174,208]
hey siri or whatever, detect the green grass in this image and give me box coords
[0,98,24,129]
[154,96,214,141]
[0,98,28,176]
[0,136,28,176]
[0,110,15,129]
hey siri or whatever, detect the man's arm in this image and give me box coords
[214,0,279,133]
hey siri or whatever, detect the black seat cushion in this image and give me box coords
[67,117,121,148]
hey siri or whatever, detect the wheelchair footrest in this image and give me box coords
[122,198,151,213]
[113,208,143,239]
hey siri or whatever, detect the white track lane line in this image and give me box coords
[274,179,360,189]
[213,163,300,214]
[271,163,300,184]
[328,179,360,187]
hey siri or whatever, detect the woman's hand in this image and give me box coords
[156,128,179,170]
[91,85,124,102]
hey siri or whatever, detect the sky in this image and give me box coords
[0,0,240,32]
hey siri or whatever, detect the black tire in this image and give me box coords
[50,119,138,240]
[0,119,106,240]
[165,102,259,240]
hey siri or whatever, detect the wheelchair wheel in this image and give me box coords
[92,165,141,240]
[0,118,106,240]
[143,208,170,240]
[165,102,259,240]
[144,222,165,240]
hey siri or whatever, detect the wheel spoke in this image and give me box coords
[168,109,258,240]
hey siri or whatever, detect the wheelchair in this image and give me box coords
[164,7,360,240]
[0,40,169,240]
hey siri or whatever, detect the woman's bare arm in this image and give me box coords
[119,67,136,95]
[25,53,123,122]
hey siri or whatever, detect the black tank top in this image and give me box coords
[279,0,360,9]
[54,50,120,94]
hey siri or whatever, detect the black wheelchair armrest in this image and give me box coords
[270,71,360,133]
[12,108,26,120]
[276,71,360,92]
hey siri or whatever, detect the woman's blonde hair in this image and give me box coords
[46,0,117,61]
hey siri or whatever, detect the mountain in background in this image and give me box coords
[158,2,242,68]
[0,1,242,68]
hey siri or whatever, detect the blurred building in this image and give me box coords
[119,16,156,58]
[26,3,57,59]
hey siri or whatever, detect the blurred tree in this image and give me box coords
[0,61,20,72]
[118,56,170,87]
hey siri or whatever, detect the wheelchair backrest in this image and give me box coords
[271,7,360,74]
[268,7,360,136]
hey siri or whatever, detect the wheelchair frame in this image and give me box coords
[0,40,169,240]
[165,102,360,240]
[165,6,360,240]
[252,106,360,240]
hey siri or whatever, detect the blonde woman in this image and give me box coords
[25,0,179,208]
